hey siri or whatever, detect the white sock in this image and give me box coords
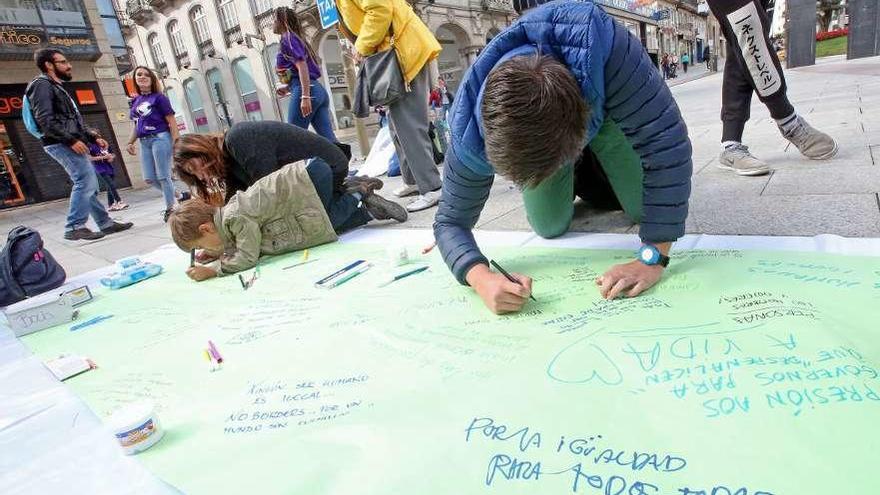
[722,141,741,150]
[776,112,799,131]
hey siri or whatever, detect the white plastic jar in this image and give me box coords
[107,401,165,455]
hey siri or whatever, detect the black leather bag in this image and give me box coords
[351,24,407,118]
[0,226,66,307]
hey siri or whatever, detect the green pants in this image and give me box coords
[522,119,643,238]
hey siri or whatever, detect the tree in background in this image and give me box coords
[816,0,844,33]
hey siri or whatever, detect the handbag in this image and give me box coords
[346,19,407,118]
[277,68,293,85]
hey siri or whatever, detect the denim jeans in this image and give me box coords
[139,131,176,209]
[306,158,371,233]
[288,79,337,143]
[43,144,112,232]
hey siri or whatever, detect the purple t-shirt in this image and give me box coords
[130,92,174,138]
[276,32,322,81]
[88,142,115,176]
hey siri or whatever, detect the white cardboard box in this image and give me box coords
[3,292,79,337]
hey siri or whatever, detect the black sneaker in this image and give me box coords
[64,228,105,241]
[163,208,175,223]
[363,194,407,223]
[100,221,134,235]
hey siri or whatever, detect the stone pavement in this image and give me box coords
[2,54,877,277]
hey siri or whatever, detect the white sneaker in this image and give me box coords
[718,144,771,176]
[393,184,419,197]
[406,190,441,212]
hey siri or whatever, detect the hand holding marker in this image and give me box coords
[490,260,536,302]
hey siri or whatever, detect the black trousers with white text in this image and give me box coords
[707,0,795,142]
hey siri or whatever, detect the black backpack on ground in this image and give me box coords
[0,226,66,307]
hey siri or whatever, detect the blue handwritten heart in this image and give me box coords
[546,336,624,386]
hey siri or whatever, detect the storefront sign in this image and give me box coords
[0,27,44,45]
[0,82,106,119]
[0,0,99,61]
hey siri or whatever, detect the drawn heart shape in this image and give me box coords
[546,335,624,386]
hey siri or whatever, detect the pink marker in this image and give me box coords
[208,340,223,364]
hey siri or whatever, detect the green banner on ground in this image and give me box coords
[22,244,880,494]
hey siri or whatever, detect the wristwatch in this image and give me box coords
[638,244,670,267]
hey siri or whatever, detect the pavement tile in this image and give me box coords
[691,193,880,237]
[764,166,880,196]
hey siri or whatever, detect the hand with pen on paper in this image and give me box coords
[465,263,533,315]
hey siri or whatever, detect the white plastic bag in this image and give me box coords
[357,126,396,178]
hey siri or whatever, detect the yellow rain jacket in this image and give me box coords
[335,0,441,83]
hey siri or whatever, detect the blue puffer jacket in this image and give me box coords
[433,1,693,285]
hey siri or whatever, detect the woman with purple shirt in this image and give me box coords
[124,66,180,222]
[273,7,337,143]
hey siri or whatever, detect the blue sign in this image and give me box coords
[653,8,670,20]
[317,0,339,29]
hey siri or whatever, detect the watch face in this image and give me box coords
[640,246,658,264]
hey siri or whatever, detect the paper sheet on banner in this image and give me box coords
[20,242,880,494]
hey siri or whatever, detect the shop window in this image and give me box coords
[232,58,263,121]
[183,78,210,132]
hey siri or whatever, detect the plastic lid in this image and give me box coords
[107,400,156,433]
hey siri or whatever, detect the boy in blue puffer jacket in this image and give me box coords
[433,1,693,314]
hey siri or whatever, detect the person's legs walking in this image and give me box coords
[43,144,111,234]
[287,79,310,129]
[309,82,338,143]
[140,134,174,211]
[387,65,443,212]
[708,0,836,164]
[150,132,176,211]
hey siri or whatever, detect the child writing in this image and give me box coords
[87,130,128,211]
[169,162,402,281]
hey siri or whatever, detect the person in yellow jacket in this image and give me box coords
[336,0,444,212]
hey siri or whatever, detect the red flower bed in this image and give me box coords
[817,28,849,41]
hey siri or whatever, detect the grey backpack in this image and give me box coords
[0,226,66,307]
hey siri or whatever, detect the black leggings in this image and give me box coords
[97,173,121,205]
[707,0,795,142]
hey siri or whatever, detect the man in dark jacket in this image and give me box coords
[27,48,132,240]
[433,1,692,314]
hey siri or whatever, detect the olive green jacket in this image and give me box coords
[217,163,337,274]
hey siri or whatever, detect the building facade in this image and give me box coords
[0,0,140,210]
[120,0,724,138]
[119,0,516,134]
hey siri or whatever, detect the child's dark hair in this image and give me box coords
[481,55,588,187]
[167,198,216,250]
